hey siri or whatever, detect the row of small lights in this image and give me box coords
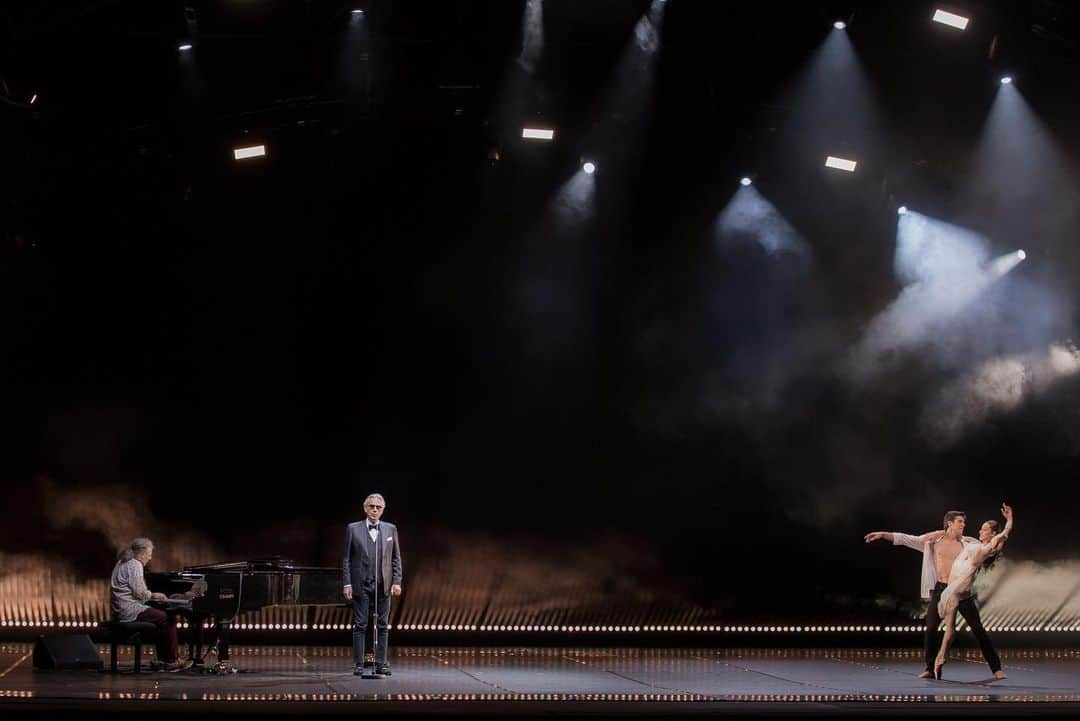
[1,620,1073,632]
[52,691,1080,703]
[33,691,1080,704]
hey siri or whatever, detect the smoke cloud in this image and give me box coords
[920,342,1080,449]
[977,559,1080,629]
[39,476,220,570]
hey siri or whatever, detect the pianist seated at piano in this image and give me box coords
[110,537,190,671]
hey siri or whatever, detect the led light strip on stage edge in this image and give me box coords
[2,619,1075,633]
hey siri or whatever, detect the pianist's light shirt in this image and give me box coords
[111,558,152,622]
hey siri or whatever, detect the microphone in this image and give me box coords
[361,524,386,680]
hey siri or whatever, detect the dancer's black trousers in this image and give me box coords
[925,581,1001,673]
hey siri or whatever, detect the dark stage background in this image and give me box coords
[1,1,1079,632]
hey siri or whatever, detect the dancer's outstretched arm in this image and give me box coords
[986,504,1014,553]
[968,504,1014,565]
[864,530,943,547]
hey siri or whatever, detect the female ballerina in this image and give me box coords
[934,503,1014,679]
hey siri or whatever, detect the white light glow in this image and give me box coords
[351,9,364,14]
[178,43,193,51]
[517,0,544,73]
[1017,249,1026,260]
[932,9,969,30]
[583,161,596,174]
[898,206,908,215]
[716,181,809,256]
[1000,75,1013,85]
[825,156,857,172]
[740,177,753,186]
[522,127,555,141]
[233,144,267,160]
[834,20,846,30]
[29,93,38,105]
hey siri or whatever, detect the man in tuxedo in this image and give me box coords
[343,493,403,676]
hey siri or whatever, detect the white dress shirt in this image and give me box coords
[891,532,938,600]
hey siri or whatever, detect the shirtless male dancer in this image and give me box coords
[864,510,1005,680]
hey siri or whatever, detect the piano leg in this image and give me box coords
[183,612,198,663]
[209,618,236,674]
[190,613,207,664]
[176,610,205,664]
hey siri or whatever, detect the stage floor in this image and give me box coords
[3,644,1080,717]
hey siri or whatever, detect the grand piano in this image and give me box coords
[147,558,344,672]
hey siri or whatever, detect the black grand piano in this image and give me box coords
[147,558,344,672]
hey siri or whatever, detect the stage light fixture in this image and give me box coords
[583,161,596,174]
[177,42,193,51]
[522,127,555,141]
[1017,249,1026,260]
[1000,75,1013,85]
[897,206,908,215]
[740,177,753,186]
[833,20,846,30]
[932,9,969,30]
[825,156,857,172]
[351,9,364,14]
[29,93,38,104]
[233,144,267,160]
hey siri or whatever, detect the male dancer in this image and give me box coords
[865,510,1005,680]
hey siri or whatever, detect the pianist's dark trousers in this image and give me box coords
[135,607,180,663]
[352,581,390,668]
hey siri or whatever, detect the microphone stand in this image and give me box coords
[361,525,386,680]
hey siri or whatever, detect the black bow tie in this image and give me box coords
[368,525,379,531]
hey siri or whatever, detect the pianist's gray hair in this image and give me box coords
[365,493,386,507]
[117,537,154,563]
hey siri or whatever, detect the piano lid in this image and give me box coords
[184,557,339,574]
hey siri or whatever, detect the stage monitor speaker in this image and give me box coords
[32,634,104,670]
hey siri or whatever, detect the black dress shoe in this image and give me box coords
[353,665,364,676]
[375,665,392,676]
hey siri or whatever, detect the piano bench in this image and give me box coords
[97,621,158,673]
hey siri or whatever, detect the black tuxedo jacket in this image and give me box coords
[343,521,403,591]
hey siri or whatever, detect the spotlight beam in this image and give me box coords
[986,248,1026,277]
